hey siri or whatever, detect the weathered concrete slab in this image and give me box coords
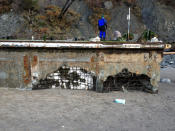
[0,41,164,93]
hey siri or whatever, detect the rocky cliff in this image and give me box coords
[0,0,175,42]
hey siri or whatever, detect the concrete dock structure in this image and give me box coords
[0,41,164,93]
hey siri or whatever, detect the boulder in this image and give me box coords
[0,12,24,39]
[104,1,113,10]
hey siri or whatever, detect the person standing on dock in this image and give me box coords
[98,15,107,41]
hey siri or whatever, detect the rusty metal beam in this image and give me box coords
[0,41,164,49]
[163,52,175,55]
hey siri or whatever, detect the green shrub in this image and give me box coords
[137,30,157,42]
[123,33,134,40]
[142,30,157,41]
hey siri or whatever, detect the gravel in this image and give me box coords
[161,55,175,68]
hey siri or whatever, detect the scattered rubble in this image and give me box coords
[161,55,175,68]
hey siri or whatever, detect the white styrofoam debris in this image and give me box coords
[47,76,52,79]
[54,73,59,76]
[63,80,69,83]
[54,76,60,80]
[151,37,163,43]
[44,66,94,90]
[52,85,56,89]
[49,73,54,76]
[32,72,39,77]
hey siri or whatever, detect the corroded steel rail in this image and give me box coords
[163,52,175,55]
[0,41,164,93]
[0,41,164,49]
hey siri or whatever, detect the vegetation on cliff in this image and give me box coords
[0,0,12,14]
[23,5,80,39]
[0,0,174,41]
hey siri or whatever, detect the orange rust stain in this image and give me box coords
[23,55,31,84]
[91,56,95,63]
[32,56,38,67]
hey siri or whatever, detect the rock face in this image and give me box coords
[0,12,24,39]
[67,0,96,39]
[109,4,145,40]
[0,0,175,42]
[137,0,175,42]
[37,0,96,39]
[104,1,113,9]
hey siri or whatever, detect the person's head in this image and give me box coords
[101,15,104,19]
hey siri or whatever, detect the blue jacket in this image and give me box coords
[98,18,107,31]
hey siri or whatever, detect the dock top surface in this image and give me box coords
[0,40,165,49]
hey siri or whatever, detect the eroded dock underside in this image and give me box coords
[0,41,164,93]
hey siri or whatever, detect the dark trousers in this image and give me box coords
[99,25,106,40]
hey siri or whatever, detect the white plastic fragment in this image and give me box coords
[54,76,59,80]
[89,36,101,42]
[151,37,162,43]
[114,99,126,105]
[160,78,171,83]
